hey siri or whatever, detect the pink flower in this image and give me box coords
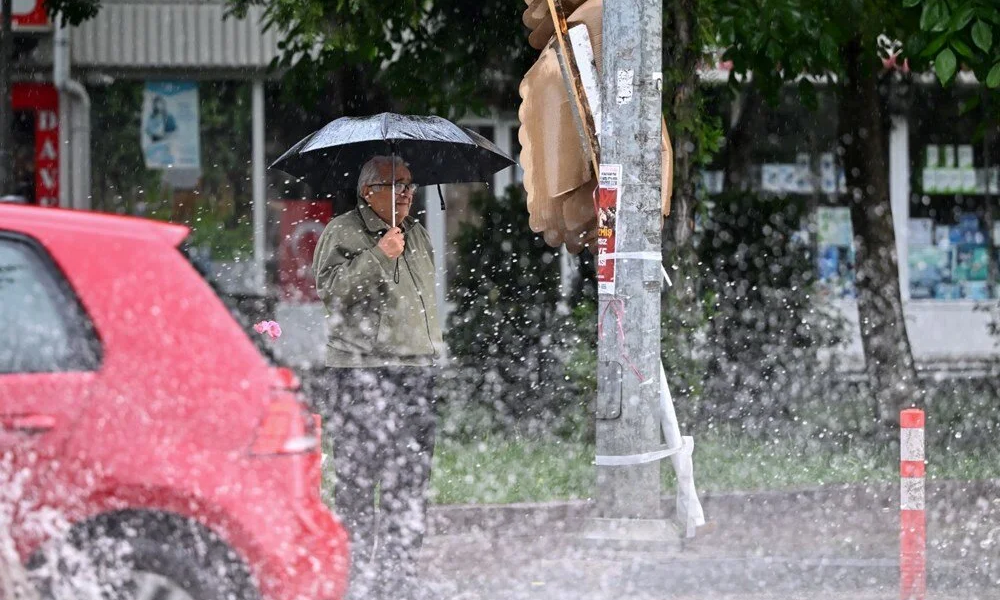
[254,320,282,339]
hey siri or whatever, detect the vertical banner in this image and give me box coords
[597,164,622,295]
[141,81,201,170]
[12,83,59,206]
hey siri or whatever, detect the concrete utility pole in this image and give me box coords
[595,0,664,519]
[0,0,14,195]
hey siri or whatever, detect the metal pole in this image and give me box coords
[595,0,664,519]
[0,0,14,195]
[251,79,266,290]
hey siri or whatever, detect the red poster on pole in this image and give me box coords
[597,164,622,295]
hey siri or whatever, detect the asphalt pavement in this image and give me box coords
[420,481,1000,600]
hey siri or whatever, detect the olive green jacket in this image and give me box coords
[312,201,444,368]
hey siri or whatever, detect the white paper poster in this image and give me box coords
[943,145,956,168]
[958,145,974,168]
[908,218,933,247]
[817,207,853,247]
[141,81,201,169]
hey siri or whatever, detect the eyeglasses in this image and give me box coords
[372,182,419,194]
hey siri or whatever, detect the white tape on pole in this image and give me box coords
[660,360,706,537]
[602,251,662,261]
[594,444,683,466]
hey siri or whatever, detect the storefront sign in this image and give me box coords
[596,164,622,295]
[141,81,201,170]
[12,83,59,206]
[5,0,50,30]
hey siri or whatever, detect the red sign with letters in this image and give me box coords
[12,83,60,207]
[5,0,50,30]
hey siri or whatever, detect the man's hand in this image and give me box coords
[377,227,405,259]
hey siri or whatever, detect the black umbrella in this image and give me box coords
[270,112,516,200]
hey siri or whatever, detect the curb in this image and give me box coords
[427,479,1000,536]
[428,499,593,536]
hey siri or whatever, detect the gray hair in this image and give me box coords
[357,155,409,198]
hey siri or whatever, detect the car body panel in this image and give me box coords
[0,204,348,600]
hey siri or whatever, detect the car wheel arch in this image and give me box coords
[27,508,261,600]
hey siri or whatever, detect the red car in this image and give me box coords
[0,204,348,600]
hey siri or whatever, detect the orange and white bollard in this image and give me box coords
[900,408,926,600]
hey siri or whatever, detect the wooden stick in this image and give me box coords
[662,117,674,216]
[545,0,600,178]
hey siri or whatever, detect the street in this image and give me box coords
[421,482,1000,600]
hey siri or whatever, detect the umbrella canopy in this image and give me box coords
[271,113,516,193]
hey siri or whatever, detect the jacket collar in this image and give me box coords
[357,199,414,233]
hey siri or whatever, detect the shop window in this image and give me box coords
[909,85,999,300]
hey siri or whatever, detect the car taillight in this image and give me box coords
[250,395,319,456]
[270,366,302,391]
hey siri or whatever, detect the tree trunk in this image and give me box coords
[662,0,699,250]
[0,0,13,195]
[837,36,919,430]
[721,85,762,193]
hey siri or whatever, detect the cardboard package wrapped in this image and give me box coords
[519,0,672,254]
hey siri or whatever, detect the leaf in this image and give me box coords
[819,35,838,62]
[951,38,975,58]
[988,62,1000,88]
[935,47,957,83]
[972,20,993,51]
[903,0,920,6]
[959,95,981,115]
[920,32,951,57]
[980,7,1000,26]
[921,1,938,31]
[921,1,949,32]
[949,4,976,32]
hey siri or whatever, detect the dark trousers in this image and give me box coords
[320,367,437,600]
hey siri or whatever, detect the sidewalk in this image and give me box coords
[421,481,1000,599]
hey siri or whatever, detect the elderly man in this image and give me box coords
[312,155,443,600]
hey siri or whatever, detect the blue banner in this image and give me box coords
[141,81,201,170]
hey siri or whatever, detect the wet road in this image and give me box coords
[421,482,1000,600]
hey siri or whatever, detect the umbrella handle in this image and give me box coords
[391,150,398,284]
[392,155,397,229]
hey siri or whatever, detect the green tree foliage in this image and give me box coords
[44,0,101,25]
[225,0,533,119]
[902,0,1000,87]
[707,0,924,430]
